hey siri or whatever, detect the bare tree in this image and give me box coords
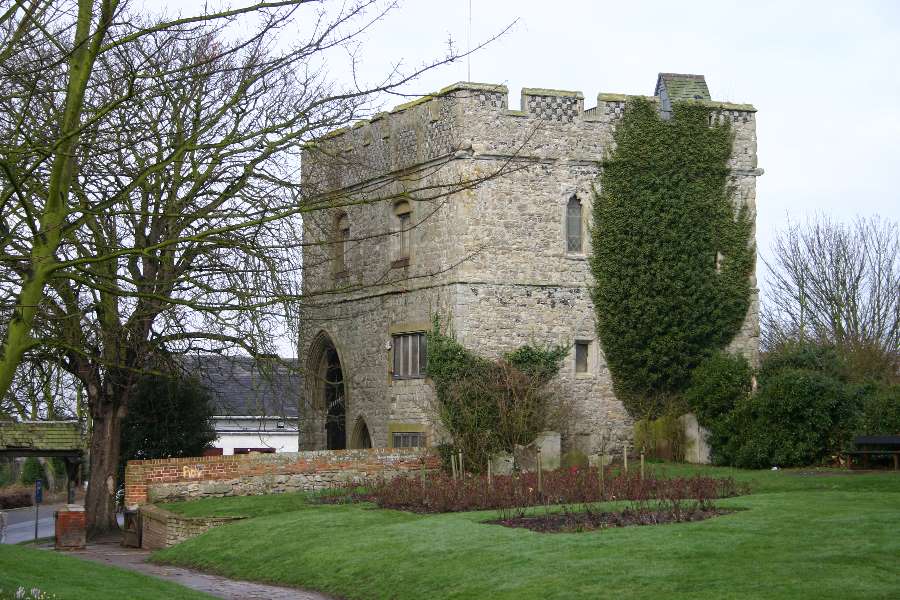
[763,214,899,363]
[1,0,514,534]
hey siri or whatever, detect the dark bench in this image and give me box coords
[846,435,900,470]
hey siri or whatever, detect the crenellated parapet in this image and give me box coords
[303,76,758,195]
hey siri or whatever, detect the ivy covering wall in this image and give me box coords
[590,99,754,418]
[426,318,567,472]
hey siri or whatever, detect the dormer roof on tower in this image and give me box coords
[654,73,711,102]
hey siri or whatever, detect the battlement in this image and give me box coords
[302,74,757,192]
[313,74,755,143]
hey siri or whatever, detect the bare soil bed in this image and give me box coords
[486,506,734,533]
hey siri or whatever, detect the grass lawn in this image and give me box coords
[0,544,214,600]
[154,465,900,600]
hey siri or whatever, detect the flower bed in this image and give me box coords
[316,466,746,514]
[488,505,733,533]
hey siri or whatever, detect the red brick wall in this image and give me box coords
[55,508,86,550]
[124,448,439,507]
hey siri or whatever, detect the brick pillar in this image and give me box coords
[124,461,149,508]
[55,506,86,550]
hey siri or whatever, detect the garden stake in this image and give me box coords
[420,459,426,488]
[640,452,645,480]
[537,447,543,496]
[599,456,605,499]
[623,444,629,472]
[458,450,464,476]
[451,454,457,480]
[487,458,492,488]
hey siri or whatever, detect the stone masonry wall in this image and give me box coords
[298,285,454,449]
[124,448,439,508]
[299,78,761,459]
[139,504,246,550]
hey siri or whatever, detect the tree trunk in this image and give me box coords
[84,394,125,537]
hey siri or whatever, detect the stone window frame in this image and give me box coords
[573,337,596,379]
[391,200,412,268]
[387,321,430,382]
[333,212,350,278]
[387,422,428,448]
[391,332,427,379]
[563,193,589,260]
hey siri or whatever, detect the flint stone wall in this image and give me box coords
[124,448,439,508]
[299,79,761,460]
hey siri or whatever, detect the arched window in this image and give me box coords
[334,213,349,274]
[392,200,411,265]
[566,195,583,253]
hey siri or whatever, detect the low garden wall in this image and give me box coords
[140,504,245,549]
[124,448,440,508]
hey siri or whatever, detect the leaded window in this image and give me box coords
[392,332,427,379]
[566,195,583,253]
[392,431,425,448]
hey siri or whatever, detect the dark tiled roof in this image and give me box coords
[655,73,711,102]
[0,421,84,451]
[185,356,300,419]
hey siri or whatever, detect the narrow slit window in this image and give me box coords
[393,201,412,264]
[566,195,583,253]
[575,341,589,373]
[335,213,349,273]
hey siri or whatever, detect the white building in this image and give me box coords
[192,356,300,455]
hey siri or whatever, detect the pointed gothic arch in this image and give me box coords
[349,416,372,449]
[303,331,348,450]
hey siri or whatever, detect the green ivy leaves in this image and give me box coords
[590,99,754,418]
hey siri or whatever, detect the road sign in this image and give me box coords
[34,479,42,542]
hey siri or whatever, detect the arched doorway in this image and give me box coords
[304,331,349,451]
[350,416,372,449]
[323,346,346,450]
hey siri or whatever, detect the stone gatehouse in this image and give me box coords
[297,73,760,459]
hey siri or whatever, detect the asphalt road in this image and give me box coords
[2,505,126,544]
[1,503,62,544]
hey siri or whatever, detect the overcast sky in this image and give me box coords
[145,0,899,351]
[349,0,900,269]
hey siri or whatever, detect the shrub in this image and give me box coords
[426,318,567,473]
[634,414,690,462]
[858,381,900,435]
[19,458,45,486]
[0,459,13,487]
[560,450,589,469]
[759,340,847,381]
[684,351,752,427]
[360,467,744,514]
[0,485,32,509]
[720,367,857,468]
[120,373,217,473]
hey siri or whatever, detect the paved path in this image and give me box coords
[68,537,335,600]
